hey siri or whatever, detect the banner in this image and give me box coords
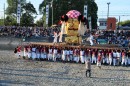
[88,17,92,31]
[84,5,87,18]
[46,5,49,25]
[17,0,21,24]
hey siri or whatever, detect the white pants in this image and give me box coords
[57,54,61,59]
[36,53,40,58]
[48,53,52,60]
[23,51,27,57]
[17,52,21,58]
[53,54,57,61]
[70,55,73,61]
[106,58,109,64]
[128,58,130,65]
[102,57,106,64]
[66,55,70,61]
[84,56,88,62]
[109,57,112,65]
[74,56,79,63]
[97,61,101,66]
[32,52,36,59]
[113,58,116,66]
[62,54,66,61]
[80,56,85,63]
[122,58,127,65]
[89,40,93,45]
[27,52,31,58]
[91,56,97,64]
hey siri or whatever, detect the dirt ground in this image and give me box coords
[0,50,130,86]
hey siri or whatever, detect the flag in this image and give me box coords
[84,5,87,18]
[46,5,49,25]
[17,3,21,24]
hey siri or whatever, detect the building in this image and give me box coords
[98,17,117,30]
[107,17,117,30]
[98,18,107,30]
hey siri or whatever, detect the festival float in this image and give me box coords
[29,10,123,50]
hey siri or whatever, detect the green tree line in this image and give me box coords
[1,0,99,29]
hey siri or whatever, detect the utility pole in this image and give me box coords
[3,3,5,25]
[118,16,120,30]
[107,2,110,18]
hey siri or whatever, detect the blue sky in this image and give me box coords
[0,0,130,22]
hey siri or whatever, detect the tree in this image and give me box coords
[6,0,26,16]
[119,20,130,26]
[87,0,98,29]
[20,2,37,26]
[22,2,37,15]
[39,0,98,29]
[20,13,34,26]
[36,18,44,27]
[5,15,17,25]
[35,15,46,27]
[0,19,4,25]
[6,0,37,26]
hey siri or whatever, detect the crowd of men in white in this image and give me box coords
[15,45,130,66]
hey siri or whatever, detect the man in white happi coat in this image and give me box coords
[108,50,112,65]
[116,50,121,65]
[36,46,40,60]
[27,46,31,59]
[105,50,109,65]
[16,46,22,58]
[57,48,62,60]
[80,49,85,63]
[53,48,57,61]
[101,51,105,64]
[121,50,127,66]
[69,48,73,61]
[91,49,97,64]
[62,48,67,61]
[48,47,53,60]
[53,32,59,45]
[89,33,94,46]
[43,46,47,60]
[74,48,80,63]
[66,49,70,61]
[23,46,27,58]
[112,50,117,66]
[31,46,36,60]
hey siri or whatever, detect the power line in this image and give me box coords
[98,15,130,16]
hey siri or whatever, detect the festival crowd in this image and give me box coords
[0,26,129,47]
[0,26,60,38]
[15,45,130,67]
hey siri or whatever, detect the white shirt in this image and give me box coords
[63,50,66,55]
[67,50,70,55]
[53,49,57,54]
[49,49,52,54]
[116,52,121,57]
[80,50,84,56]
[113,52,117,57]
[70,50,73,54]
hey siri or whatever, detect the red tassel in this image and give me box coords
[62,15,64,19]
